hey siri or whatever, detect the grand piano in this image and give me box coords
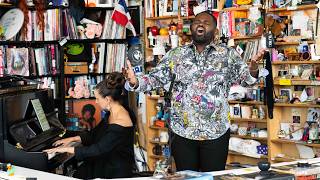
[0,89,75,172]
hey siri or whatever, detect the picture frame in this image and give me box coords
[233,104,241,118]
[96,0,115,7]
[280,88,292,102]
[305,86,315,101]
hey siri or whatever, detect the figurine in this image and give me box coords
[156,103,164,120]
[309,122,319,141]
[302,122,310,142]
[163,108,170,122]
[153,160,169,179]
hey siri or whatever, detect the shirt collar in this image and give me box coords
[189,41,217,53]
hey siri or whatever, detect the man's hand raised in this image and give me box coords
[123,60,138,88]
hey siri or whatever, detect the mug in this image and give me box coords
[160,131,169,143]
[238,127,248,136]
[152,145,162,155]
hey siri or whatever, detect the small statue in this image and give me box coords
[302,122,310,142]
[156,103,164,120]
[153,160,170,179]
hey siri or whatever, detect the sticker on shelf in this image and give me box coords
[279,79,291,85]
[59,38,68,46]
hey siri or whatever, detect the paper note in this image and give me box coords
[31,99,50,131]
[279,79,292,85]
[292,12,308,31]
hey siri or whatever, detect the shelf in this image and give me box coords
[273,79,320,86]
[275,40,315,46]
[228,100,264,105]
[147,95,163,100]
[272,61,320,65]
[274,103,320,108]
[149,140,168,145]
[84,5,138,10]
[145,15,194,20]
[228,151,268,159]
[0,5,68,9]
[65,97,96,100]
[223,5,263,11]
[231,134,268,141]
[271,139,320,148]
[267,4,318,12]
[84,6,114,10]
[230,118,267,123]
[67,38,127,44]
[29,74,60,79]
[146,15,178,20]
[231,35,262,40]
[150,126,168,131]
[149,155,166,159]
[181,16,195,20]
[0,40,59,46]
[272,157,297,162]
[0,38,127,45]
[64,73,107,77]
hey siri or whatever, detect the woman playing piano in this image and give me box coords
[44,72,136,179]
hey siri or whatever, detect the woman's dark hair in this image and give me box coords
[95,72,126,101]
[96,72,136,125]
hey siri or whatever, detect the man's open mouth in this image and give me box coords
[196,27,205,35]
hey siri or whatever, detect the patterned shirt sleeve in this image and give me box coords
[227,48,257,87]
[126,49,176,92]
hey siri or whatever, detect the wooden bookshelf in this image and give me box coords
[272,156,297,162]
[223,5,263,11]
[274,40,315,46]
[228,100,264,105]
[267,4,318,12]
[149,140,168,145]
[149,155,166,159]
[228,151,268,159]
[231,134,268,141]
[149,125,168,131]
[271,139,320,148]
[230,118,267,123]
[145,15,179,20]
[272,61,320,65]
[274,103,320,108]
[273,79,320,86]
[231,35,262,40]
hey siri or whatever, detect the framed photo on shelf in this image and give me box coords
[280,88,292,102]
[305,86,315,101]
[96,0,114,7]
[233,104,241,118]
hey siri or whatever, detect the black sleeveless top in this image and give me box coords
[74,114,135,179]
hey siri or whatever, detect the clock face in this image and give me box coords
[128,45,143,66]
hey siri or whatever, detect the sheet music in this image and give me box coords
[31,99,50,131]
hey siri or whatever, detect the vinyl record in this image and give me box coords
[0,8,24,40]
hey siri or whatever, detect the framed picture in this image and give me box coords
[69,100,103,130]
[305,86,315,101]
[280,89,292,102]
[233,104,241,118]
[96,0,115,7]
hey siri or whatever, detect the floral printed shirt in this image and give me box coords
[127,43,256,140]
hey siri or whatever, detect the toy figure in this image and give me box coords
[309,122,319,141]
[302,122,310,142]
[163,108,170,122]
[156,103,164,120]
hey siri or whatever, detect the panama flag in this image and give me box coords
[111,0,137,36]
